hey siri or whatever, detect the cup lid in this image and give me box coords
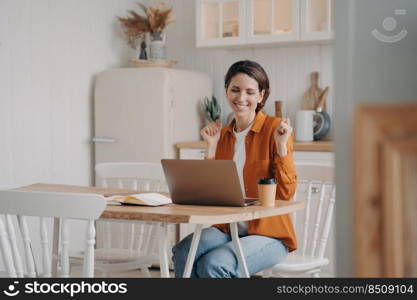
[257,178,277,185]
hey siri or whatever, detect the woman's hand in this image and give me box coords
[201,120,222,158]
[273,118,293,157]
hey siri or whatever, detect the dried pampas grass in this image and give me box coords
[147,2,175,34]
[118,2,175,49]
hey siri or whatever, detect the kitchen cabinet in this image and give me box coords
[196,0,334,47]
[246,0,300,43]
[301,0,334,40]
[196,0,246,47]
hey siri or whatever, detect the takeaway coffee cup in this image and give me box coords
[257,178,277,207]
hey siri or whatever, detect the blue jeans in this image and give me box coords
[172,227,288,278]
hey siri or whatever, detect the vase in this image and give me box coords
[149,32,166,60]
[138,40,148,60]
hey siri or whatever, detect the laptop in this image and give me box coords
[161,159,259,207]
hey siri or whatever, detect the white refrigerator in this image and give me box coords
[93,67,213,164]
[92,68,212,254]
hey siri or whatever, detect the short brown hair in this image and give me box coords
[224,60,270,113]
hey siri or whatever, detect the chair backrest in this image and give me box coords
[291,164,336,259]
[96,162,168,192]
[95,162,170,255]
[0,190,106,278]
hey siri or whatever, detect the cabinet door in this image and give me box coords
[196,0,246,47]
[293,151,334,166]
[246,0,300,43]
[301,0,334,40]
[179,148,206,160]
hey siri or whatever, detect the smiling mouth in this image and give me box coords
[234,103,249,111]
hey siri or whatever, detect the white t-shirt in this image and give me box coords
[233,125,251,236]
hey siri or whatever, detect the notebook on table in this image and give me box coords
[103,193,171,206]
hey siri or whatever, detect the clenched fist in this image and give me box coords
[273,118,293,157]
[201,120,222,146]
[200,120,222,159]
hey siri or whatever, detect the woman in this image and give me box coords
[172,60,297,278]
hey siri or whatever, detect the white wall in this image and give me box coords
[0,0,144,273]
[0,0,142,191]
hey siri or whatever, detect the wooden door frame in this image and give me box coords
[353,102,417,277]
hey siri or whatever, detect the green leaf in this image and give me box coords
[202,95,221,122]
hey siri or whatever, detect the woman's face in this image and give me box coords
[226,73,265,119]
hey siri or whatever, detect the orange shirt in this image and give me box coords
[211,111,298,251]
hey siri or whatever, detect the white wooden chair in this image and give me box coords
[70,162,174,277]
[0,190,106,277]
[264,164,335,278]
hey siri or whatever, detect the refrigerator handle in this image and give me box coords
[92,137,117,143]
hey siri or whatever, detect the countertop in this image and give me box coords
[176,140,333,152]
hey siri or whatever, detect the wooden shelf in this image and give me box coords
[293,141,333,152]
[176,140,333,152]
[129,59,178,68]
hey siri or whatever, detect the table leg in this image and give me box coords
[182,224,203,278]
[158,223,170,278]
[230,222,250,278]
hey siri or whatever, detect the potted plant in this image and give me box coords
[118,2,175,60]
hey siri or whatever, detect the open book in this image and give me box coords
[104,193,172,206]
